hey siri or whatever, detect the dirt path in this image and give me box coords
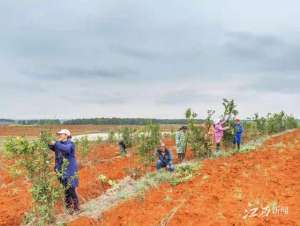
[69,130,300,226]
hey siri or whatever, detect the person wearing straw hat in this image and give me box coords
[48,129,80,214]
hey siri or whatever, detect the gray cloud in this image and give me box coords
[246,74,300,94]
[218,32,300,75]
[158,89,217,105]
[1,0,300,118]
[111,45,160,61]
[60,92,127,105]
[22,66,137,80]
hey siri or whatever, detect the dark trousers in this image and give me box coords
[233,136,241,150]
[178,153,185,162]
[156,160,175,172]
[65,186,79,210]
[216,143,221,151]
[119,146,127,156]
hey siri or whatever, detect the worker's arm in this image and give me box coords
[48,141,56,152]
[55,142,73,154]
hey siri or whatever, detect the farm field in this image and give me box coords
[0,122,299,226]
[0,124,179,152]
[67,129,300,226]
[0,132,192,226]
[4,0,300,225]
[0,124,179,137]
[3,1,300,225]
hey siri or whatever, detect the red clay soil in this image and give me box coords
[77,145,143,200]
[70,130,300,226]
[0,138,183,226]
[0,158,31,226]
[77,138,193,201]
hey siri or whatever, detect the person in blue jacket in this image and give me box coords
[49,129,79,213]
[233,118,244,151]
[156,143,175,172]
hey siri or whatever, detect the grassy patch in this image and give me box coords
[168,162,201,186]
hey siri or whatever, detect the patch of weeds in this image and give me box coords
[98,174,117,187]
[135,190,146,202]
[238,144,257,153]
[220,150,235,157]
[117,190,132,200]
[168,162,201,186]
[8,164,22,179]
[23,211,36,225]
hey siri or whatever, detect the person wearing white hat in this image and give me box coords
[213,118,230,155]
[48,129,80,214]
[57,129,72,138]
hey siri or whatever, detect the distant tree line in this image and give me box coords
[1,116,298,126]
[0,119,61,125]
[0,119,15,125]
[0,118,197,125]
[62,118,196,125]
[18,119,62,125]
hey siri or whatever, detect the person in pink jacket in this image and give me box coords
[213,118,230,155]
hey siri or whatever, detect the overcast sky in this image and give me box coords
[1,0,300,119]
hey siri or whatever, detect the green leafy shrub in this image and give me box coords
[95,136,103,144]
[138,122,161,167]
[107,131,116,144]
[5,132,63,225]
[284,114,299,130]
[185,109,214,158]
[75,136,90,158]
[168,162,201,186]
[221,99,239,146]
[253,111,298,135]
[119,127,137,148]
[253,113,267,134]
